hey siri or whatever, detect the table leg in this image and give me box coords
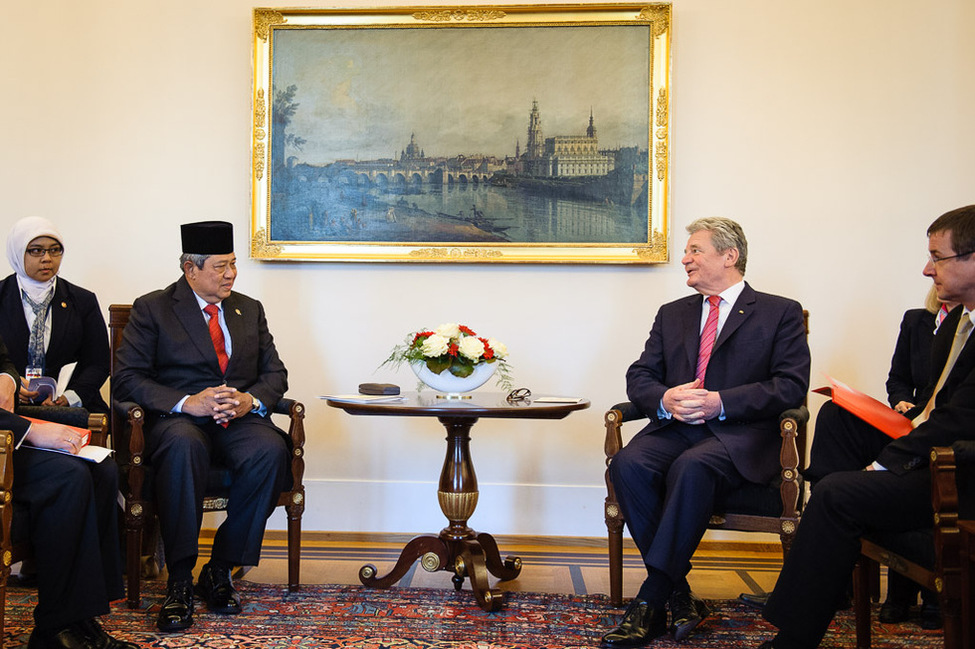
[477,531,523,580]
[358,416,522,612]
[435,416,521,610]
[359,534,448,588]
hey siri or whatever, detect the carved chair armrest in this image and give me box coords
[273,398,306,495]
[604,401,647,462]
[777,405,809,520]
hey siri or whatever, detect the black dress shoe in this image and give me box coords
[76,618,141,649]
[27,626,89,649]
[157,579,194,632]
[196,563,242,614]
[600,599,667,647]
[919,601,943,630]
[738,591,769,609]
[669,591,711,642]
[878,599,911,624]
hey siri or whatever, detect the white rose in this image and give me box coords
[458,336,485,362]
[487,338,507,359]
[421,333,449,357]
[435,323,461,340]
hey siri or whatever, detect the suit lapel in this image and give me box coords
[172,277,221,371]
[713,283,756,353]
[47,279,71,358]
[683,295,703,370]
[222,295,244,372]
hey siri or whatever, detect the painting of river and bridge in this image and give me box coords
[252,5,672,263]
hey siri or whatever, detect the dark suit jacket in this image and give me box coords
[112,275,287,428]
[878,306,975,476]
[885,308,936,412]
[0,336,30,444]
[0,274,110,412]
[625,282,810,484]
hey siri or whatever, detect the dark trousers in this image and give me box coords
[13,450,123,631]
[763,468,932,648]
[804,401,933,607]
[804,400,890,482]
[146,413,289,569]
[609,422,745,584]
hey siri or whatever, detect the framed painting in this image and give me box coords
[251,4,671,263]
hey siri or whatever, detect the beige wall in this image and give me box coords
[2,0,973,539]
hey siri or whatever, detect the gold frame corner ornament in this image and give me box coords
[252,228,284,259]
[251,4,672,264]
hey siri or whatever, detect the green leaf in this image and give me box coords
[426,357,451,374]
[449,363,474,378]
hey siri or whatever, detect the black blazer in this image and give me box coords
[0,335,29,444]
[625,282,811,484]
[885,308,936,410]
[0,274,110,412]
[112,275,287,428]
[878,306,975,477]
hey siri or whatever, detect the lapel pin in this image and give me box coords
[738,310,744,314]
[235,308,241,316]
[61,302,67,308]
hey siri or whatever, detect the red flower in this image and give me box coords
[479,337,495,359]
[448,343,459,357]
[459,325,477,336]
[411,331,434,346]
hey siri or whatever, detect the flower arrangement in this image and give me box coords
[382,322,512,391]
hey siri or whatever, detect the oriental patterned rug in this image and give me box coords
[2,582,943,648]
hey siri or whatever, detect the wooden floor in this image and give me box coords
[202,532,787,601]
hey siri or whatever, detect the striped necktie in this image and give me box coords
[695,295,721,383]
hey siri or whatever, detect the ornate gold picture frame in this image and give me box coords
[251,4,671,263]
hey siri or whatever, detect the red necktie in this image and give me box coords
[695,295,721,383]
[203,304,229,374]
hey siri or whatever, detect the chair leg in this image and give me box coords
[126,523,143,609]
[287,508,301,593]
[853,557,873,649]
[608,527,624,608]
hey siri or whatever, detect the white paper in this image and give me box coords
[55,362,77,397]
[320,394,406,404]
[533,396,585,403]
[25,443,113,463]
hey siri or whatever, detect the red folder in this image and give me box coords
[813,374,913,439]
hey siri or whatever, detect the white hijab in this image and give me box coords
[6,216,63,301]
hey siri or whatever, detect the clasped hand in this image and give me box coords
[662,379,722,424]
[183,385,253,425]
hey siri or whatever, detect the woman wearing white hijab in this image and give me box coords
[0,220,135,648]
[0,216,109,411]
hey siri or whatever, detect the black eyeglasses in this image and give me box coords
[25,245,64,258]
[506,387,531,403]
[928,250,974,265]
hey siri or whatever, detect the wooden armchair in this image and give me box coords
[603,402,808,606]
[853,441,974,649]
[108,304,306,609]
[0,407,108,649]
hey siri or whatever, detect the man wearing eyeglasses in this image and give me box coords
[758,204,975,649]
[114,220,290,634]
[602,217,810,646]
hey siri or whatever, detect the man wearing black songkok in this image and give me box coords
[114,221,289,632]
